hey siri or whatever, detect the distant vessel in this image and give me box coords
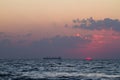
[43,57,62,60]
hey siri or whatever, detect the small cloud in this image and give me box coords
[0,32,4,35]
[73,18,80,23]
[64,24,69,28]
[0,32,5,37]
[24,33,32,37]
[26,33,32,37]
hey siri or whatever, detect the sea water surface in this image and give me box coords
[0,59,120,80]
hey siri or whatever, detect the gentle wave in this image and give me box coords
[20,72,120,79]
[0,59,120,80]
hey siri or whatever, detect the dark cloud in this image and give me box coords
[0,39,11,47]
[73,18,80,23]
[64,24,69,28]
[0,32,4,35]
[17,40,28,44]
[29,35,91,58]
[24,33,32,37]
[16,33,32,39]
[0,33,120,59]
[31,35,90,49]
[93,40,120,59]
[0,36,91,59]
[72,17,120,31]
[0,32,5,38]
[0,32,14,39]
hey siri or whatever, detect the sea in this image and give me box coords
[0,59,120,80]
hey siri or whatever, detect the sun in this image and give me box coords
[75,33,81,37]
[85,57,93,61]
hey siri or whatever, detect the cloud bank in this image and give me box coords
[72,17,120,31]
[0,35,91,59]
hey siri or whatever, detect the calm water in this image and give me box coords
[0,59,120,80]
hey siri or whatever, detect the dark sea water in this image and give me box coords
[0,59,120,80]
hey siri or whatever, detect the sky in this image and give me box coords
[0,0,120,59]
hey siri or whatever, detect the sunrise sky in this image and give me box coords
[0,0,120,59]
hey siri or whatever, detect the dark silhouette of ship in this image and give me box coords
[43,57,62,60]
